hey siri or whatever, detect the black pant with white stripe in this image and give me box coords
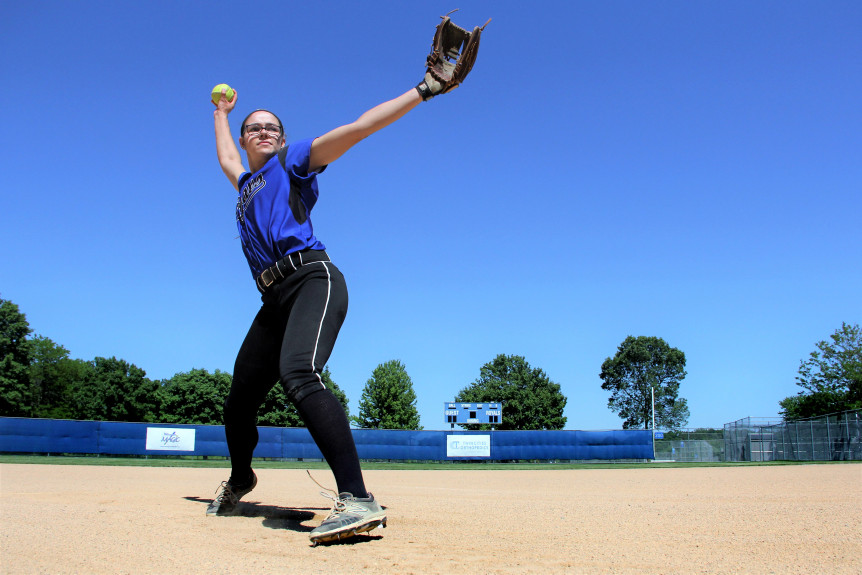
[225,260,368,497]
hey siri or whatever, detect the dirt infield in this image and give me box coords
[0,463,859,574]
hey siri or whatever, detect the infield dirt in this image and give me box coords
[0,463,859,574]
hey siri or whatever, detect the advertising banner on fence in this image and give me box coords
[446,435,491,457]
[145,427,196,451]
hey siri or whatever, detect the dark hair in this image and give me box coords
[240,109,285,137]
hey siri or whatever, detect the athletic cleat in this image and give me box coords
[206,471,257,516]
[309,492,387,546]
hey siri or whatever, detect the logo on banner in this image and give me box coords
[446,435,491,457]
[145,428,196,451]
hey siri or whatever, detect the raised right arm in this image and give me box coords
[213,88,246,191]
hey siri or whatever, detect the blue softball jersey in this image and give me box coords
[235,138,327,278]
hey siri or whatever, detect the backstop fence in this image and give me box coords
[724,409,862,462]
[653,429,725,462]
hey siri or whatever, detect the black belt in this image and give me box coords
[256,249,330,293]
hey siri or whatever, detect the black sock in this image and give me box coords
[229,469,255,488]
[295,389,368,498]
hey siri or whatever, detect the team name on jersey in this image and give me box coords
[236,174,266,224]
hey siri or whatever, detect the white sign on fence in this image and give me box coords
[446,435,491,457]
[145,427,196,451]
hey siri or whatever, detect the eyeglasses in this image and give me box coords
[243,123,282,137]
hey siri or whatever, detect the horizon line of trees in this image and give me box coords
[778,322,861,420]
[3,296,858,430]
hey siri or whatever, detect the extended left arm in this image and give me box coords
[308,88,422,173]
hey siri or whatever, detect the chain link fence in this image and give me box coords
[653,428,725,462]
[723,409,862,462]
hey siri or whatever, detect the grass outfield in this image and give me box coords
[0,453,854,470]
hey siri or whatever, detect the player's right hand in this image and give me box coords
[215,87,237,114]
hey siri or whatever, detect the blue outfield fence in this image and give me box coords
[0,418,655,461]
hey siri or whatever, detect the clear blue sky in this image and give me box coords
[2,1,860,430]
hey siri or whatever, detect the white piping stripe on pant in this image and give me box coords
[310,262,332,391]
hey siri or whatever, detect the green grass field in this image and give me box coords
[1,453,851,470]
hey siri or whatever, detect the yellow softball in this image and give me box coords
[211,84,235,105]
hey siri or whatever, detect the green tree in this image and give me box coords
[456,354,567,430]
[352,360,421,429]
[45,358,93,419]
[156,366,350,427]
[600,336,689,430]
[158,368,232,425]
[70,356,159,422]
[455,354,567,430]
[0,298,33,417]
[258,383,299,427]
[28,335,76,418]
[779,322,862,419]
[258,367,351,427]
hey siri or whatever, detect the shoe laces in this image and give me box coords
[319,491,351,519]
[214,481,239,505]
[307,470,351,519]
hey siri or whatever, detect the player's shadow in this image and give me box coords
[184,496,318,533]
[185,496,386,545]
[310,533,384,547]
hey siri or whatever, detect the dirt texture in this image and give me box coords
[1,463,860,574]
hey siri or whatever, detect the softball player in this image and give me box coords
[208,86,422,544]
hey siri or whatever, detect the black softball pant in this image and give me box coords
[224,260,367,497]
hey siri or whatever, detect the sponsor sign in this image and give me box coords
[446,434,491,457]
[145,427,196,451]
[654,431,664,439]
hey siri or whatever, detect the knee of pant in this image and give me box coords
[281,372,326,405]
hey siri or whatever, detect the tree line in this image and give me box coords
[778,322,861,419]
[2,296,857,429]
[3,297,568,429]
[1,298,351,426]
[0,297,574,429]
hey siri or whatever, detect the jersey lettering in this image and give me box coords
[236,174,266,224]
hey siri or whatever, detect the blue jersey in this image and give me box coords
[236,138,327,278]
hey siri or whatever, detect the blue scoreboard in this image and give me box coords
[443,402,503,426]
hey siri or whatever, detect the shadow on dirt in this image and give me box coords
[310,533,384,547]
[184,496,321,532]
[184,496,387,545]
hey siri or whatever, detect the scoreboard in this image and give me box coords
[443,402,502,426]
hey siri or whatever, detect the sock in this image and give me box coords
[229,469,255,488]
[295,389,369,498]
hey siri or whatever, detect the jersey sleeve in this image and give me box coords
[281,138,327,180]
[278,138,324,211]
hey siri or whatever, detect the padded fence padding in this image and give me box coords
[279,427,322,459]
[353,429,442,460]
[0,418,654,460]
[193,424,232,456]
[98,422,149,454]
[488,430,654,460]
[0,418,99,454]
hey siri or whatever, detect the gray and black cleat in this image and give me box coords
[309,491,387,546]
[206,471,257,516]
